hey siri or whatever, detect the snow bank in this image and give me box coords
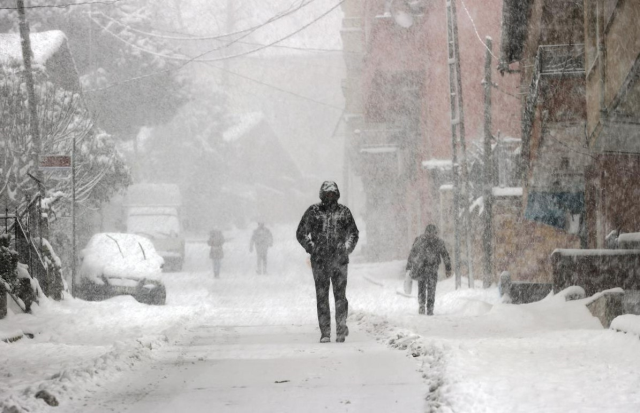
[352,279,638,413]
[0,274,210,412]
[611,314,640,337]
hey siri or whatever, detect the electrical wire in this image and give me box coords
[0,0,122,10]
[460,0,499,61]
[92,0,317,42]
[95,13,349,54]
[200,62,343,111]
[91,0,343,64]
[85,0,345,91]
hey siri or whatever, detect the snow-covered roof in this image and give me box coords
[492,187,523,197]
[422,159,453,170]
[223,112,265,142]
[0,30,67,67]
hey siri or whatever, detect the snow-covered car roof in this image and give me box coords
[79,233,164,283]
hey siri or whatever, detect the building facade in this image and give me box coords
[341,0,520,265]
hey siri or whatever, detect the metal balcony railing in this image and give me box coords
[538,44,585,76]
[521,44,586,173]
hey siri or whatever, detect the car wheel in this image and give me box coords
[136,284,166,305]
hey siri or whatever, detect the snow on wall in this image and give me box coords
[421,159,453,170]
[0,31,67,68]
[552,248,640,256]
[492,187,523,197]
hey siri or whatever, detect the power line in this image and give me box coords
[96,13,347,54]
[92,0,316,42]
[460,0,499,61]
[201,61,343,111]
[0,0,122,10]
[85,0,345,91]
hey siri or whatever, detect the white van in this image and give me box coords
[124,184,185,272]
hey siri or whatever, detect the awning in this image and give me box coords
[524,191,584,229]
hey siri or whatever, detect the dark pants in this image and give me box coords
[417,272,438,315]
[256,250,268,274]
[311,257,348,338]
[212,259,221,278]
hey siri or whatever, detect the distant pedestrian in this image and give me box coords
[296,181,359,343]
[250,222,273,274]
[208,229,225,278]
[406,224,452,315]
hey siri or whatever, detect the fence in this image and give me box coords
[1,195,51,298]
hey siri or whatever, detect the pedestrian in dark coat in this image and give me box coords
[406,224,452,315]
[208,229,225,278]
[250,222,273,274]
[296,181,359,343]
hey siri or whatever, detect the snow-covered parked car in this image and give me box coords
[76,233,166,305]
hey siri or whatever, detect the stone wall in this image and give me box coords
[551,250,640,296]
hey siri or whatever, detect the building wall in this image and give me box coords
[585,0,640,139]
[598,153,640,238]
[341,0,522,262]
[486,195,580,283]
[421,0,521,159]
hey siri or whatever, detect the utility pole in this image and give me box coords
[17,0,44,198]
[71,137,77,296]
[482,36,494,288]
[445,0,474,288]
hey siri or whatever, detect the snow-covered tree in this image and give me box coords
[0,0,187,138]
[0,67,130,212]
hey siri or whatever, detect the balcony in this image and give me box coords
[538,44,585,76]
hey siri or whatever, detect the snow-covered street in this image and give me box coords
[2,225,640,413]
[66,324,424,413]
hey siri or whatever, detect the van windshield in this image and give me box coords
[127,214,180,238]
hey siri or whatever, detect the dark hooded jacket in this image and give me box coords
[296,181,359,264]
[406,230,451,279]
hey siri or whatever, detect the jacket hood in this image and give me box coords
[319,181,340,202]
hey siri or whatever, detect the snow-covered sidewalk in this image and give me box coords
[349,261,640,413]
[65,323,425,413]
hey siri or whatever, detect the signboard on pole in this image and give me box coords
[39,155,71,170]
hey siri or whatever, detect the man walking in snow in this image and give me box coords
[250,222,273,274]
[296,181,359,343]
[406,224,452,315]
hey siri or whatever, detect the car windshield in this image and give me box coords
[89,234,149,261]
